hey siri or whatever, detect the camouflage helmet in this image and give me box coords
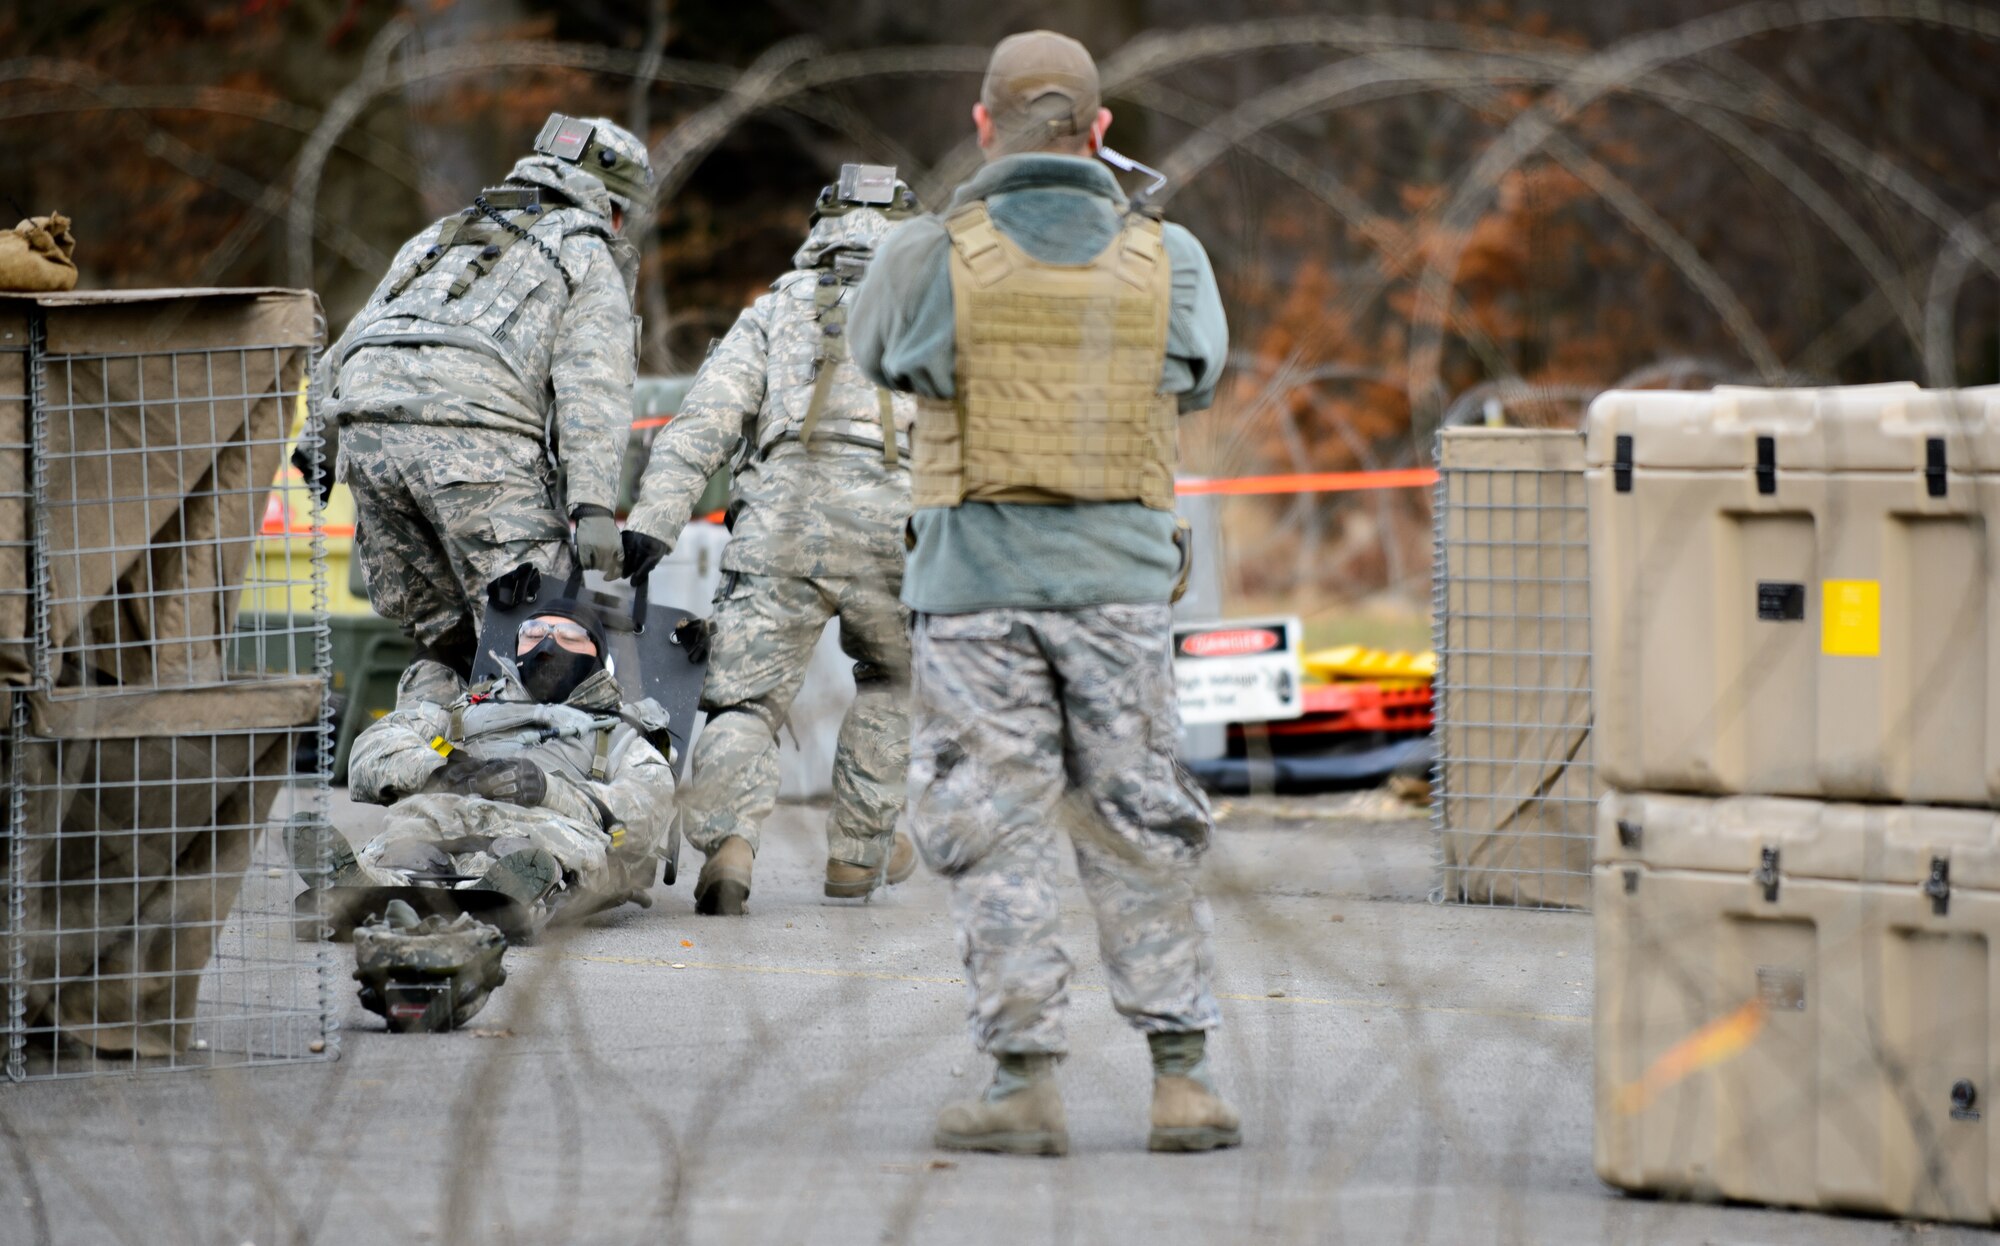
[793,163,920,270]
[532,113,655,214]
[352,902,509,1034]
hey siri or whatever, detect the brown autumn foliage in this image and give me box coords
[4,0,1998,604]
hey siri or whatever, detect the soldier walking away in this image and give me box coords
[309,114,651,678]
[850,32,1241,1156]
[622,167,923,915]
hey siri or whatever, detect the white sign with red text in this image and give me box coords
[1171,616,1304,725]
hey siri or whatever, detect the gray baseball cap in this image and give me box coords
[981,31,1100,145]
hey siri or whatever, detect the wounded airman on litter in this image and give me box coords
[293,596,677,932]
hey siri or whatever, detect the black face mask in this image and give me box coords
[516,637,603,704]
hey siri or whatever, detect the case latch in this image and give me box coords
[1754,845,1781,902]
[1926,437,1948,499]
[1924,855,1951,916]
[1755,436,1776,495]
[1614,434,1634,494]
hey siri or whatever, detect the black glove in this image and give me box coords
[672,615,711,664]
[467,758,547,807]
[422,752,486,795]
[621,529,669,582]
[571,504,624,578]
[291,443,333,506]
[487,563,542,610]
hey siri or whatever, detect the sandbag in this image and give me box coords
[0,215,77,293]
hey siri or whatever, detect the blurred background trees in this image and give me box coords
[7,0,1998,617]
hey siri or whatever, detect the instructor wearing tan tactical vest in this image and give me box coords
[851,30,1238,1157]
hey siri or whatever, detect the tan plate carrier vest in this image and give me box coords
[911,201,1178,511]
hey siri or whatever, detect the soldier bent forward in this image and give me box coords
[313,114,651,676]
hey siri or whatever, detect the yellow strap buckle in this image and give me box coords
[429,735,455,757]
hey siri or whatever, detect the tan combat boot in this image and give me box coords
[694,836,753,915]
[1146,1031,1241,1153]
[935,1053,1068,1156]
[824,832,918,899]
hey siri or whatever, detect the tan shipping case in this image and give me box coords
[1594,790,2000,1222]
[1587,384,2000,805]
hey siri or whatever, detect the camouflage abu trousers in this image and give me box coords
[339,424,572,649]
[909,602,1221,1054]
[681,570,909,867]
[355,792,648,912]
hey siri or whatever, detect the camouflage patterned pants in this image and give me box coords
[909,603,1221,1054]
[339,424,572,649]
[355,792,635,905]
[681,571,910,867]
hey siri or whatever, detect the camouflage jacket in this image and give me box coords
[349,665,675,869]
[626,268,914,578]
[315,157,638,512]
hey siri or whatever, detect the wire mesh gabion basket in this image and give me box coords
[1431,427,1597,911]
[1,289,337,1080]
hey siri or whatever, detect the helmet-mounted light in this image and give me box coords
[533,114,653,209]
[811,163,920,223]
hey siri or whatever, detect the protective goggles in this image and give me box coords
[517,618,598,653]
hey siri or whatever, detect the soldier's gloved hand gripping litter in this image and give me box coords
[571,504,624,577]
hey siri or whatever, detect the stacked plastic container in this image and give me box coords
[1586,382,2000,1222]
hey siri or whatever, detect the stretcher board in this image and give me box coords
[469,566,708,773]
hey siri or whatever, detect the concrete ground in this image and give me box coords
[0,789,1983,1246]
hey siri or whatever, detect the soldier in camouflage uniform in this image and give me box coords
[316,600,678,924]
[313,114,651,676]
[851,34,1240,1155]
[621,166,921,915]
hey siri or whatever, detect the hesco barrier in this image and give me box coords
[1431,428,1597,910]
[0,289,336,1080]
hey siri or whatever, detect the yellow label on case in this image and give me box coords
[1821,580,1880,657]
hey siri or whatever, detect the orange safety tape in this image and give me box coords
[1175,467,1438,497]
[626,412,1431,499]
[261,523,358,538]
